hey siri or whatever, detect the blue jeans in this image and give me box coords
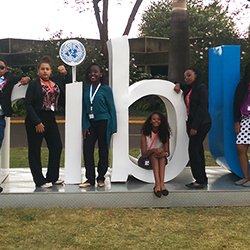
[0,119,6,149]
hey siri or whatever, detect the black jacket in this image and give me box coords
[51,72,72,111]
[25,78,63,125]
[180,82,211,130]
[0,72,20,117]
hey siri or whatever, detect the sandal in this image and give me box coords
[161,189,169,196]
[153,187,162,198]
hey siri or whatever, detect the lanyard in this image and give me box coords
[148,132,158,150]
[0,77,7,91]
[89,83,101,105]
[0,76,4,83]
[41,79,54,94]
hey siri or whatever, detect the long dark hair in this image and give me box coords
[240,62,250,88]
[141,111,171,144]
[236,62,250,99]
[233,62,250,122]
[85,63,104,84]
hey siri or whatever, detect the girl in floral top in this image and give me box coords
[25,56,63,188]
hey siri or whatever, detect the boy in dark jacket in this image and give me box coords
[0,59,30,192]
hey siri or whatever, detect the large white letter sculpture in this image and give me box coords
[64,82,82,184]
[0,37,189,186]
[108,36,189,183]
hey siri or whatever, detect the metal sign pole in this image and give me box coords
[59,39,86,184]
[72,66,76,83]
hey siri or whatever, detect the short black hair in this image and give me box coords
[85,63,104,84]
[0,58,8,66]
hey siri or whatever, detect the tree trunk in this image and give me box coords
[93,0,143,82]
[168,0,189,83]
[123,0,143,35]
[93,0,109,81]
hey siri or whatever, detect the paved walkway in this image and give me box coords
[1,166,250,208]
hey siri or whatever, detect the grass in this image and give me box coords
[9,147,218,168]
[1,207,250,250]
[2,148,250,249]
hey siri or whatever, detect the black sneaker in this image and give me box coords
[185,182,206,189]
[0,186,3,193]
[97,180,105,187]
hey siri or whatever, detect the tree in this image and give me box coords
[168,0,189,82]
[139,0,250,80]
[66,0,144,79]
[139,0,244,38]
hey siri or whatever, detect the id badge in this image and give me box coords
[51,104,55,111]
[89,105,94,119]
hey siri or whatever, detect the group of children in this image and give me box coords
[0,57,249,198]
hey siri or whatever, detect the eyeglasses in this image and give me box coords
[0,66,6,70]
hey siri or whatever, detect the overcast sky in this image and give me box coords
[1,0,156,40]
[1,0,249,40]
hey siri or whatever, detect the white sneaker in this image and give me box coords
[40,182,53,188]
[79,181,92,188]
[235,179,247,185]
[53,179,64,185]
[242,181,250,187]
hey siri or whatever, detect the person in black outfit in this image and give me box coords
[25,57,63,188]
[0,59,31,193]
[174,67,211,189]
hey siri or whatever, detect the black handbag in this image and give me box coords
[138,132,158,170]
[138,156,152,170]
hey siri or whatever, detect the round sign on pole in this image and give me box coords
[59,39,86,66]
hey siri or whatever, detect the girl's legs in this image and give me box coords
[188,123,210,185]
[159,157,167,191]
[25,120,45,187]
[236,144,249,180]
[83,124,97,185]
[44,120,63,183]
[151,155,161,192]
[96,120,108,183]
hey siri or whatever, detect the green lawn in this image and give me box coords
[0,207,250,250]
[10,147,218,168]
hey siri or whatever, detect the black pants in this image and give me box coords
[83,120,108,185]
[0,118,6,148]
[188,123,211,185]
[25,111,62,186]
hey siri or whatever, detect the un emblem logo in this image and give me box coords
[59,39,86,66]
